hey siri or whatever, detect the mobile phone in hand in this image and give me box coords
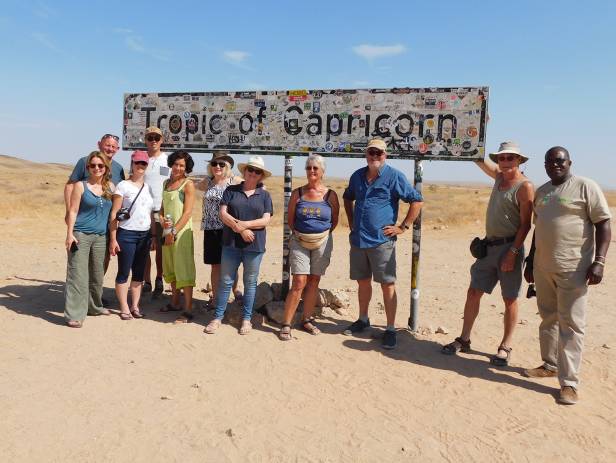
[70,242,79,252]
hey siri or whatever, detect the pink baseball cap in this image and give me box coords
[131,150,149,163]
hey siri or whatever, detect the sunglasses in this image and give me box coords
[305,165,319,171]
[497,155,517,162]
[102,134,119,141]
[146,135,162,142]
[545,158,568,166]
[245,166,263,175]
[210,161,227,168]
[89,163,105,169]
[367,149,385,157]
[134,161,148,166]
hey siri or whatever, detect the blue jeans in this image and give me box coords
[214,246,264,321]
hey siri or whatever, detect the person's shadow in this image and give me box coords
[0,277,66,325]
[342,326,558,400]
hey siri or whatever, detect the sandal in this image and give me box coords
[279,324,292,341]
[119,312,133,321]
[161,303,182,312]
[66,320,82,328]
[130,309,144,319]
[441,337,471,355]
[300,318,321,336]
[490,345,512,367]
[233,290,243,302]
[173,312,194,324]
[204,318,221,334]
[239,320,252,335]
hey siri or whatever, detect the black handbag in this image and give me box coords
[470,237,487,259]
[115,183,145,221]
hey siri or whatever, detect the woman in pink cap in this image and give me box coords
[109,151,155,320]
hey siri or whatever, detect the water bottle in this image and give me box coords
[162,214,173,236]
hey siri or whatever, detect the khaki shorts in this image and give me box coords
[470,242,524,299]
[289,234,333,276]
[349,240,396,283]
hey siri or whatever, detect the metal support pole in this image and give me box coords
[409,159,423,332]
[281,155,293,299]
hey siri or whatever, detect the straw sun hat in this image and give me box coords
[238,155,272,178]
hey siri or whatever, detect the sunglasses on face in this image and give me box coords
[497,155,517,162]
[245,166,263,175]
[134,161,148,166]
[210,161,226,168]
[89,163,105,169]
[305,165,319,171]
[545,158,568,166]
[102,134,119,141]
[367,149,384,157]
[146,135,162,142]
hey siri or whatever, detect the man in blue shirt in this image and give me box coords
[342,139,423,349]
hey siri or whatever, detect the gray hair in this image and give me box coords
[305,153,326,173]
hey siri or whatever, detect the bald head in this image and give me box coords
[545,146,570,161]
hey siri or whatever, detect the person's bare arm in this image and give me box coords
[500,182,534,272]
[383,201,424,236]
[344,198,354,231]
[174,180,195,232]
[474,158,499,179]
[65,182,84,250]
[587,219,611,285]
[64,181,76,224]
[329,190,340,231]
[287,189,299,232]
[108,194,123,256]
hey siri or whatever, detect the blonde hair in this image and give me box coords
[207,160,232,179]
[86,151,113,200]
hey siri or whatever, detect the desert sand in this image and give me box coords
[1,155,615,462]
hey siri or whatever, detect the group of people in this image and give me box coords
[63,132,611,405]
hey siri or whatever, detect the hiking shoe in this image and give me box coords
[558,386,578,405]
[382,330,397,350]
[153,277,163,297]
[523,365,558,378]
[343,318,370,336]
[143,282,152,293]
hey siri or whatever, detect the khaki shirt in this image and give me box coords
[534,176,611,272]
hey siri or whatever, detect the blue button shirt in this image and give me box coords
[343,164,422,248]
[69,156,125,186]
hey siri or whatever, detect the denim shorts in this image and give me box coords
[349,240,396,283]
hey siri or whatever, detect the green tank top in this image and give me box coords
[485,176,526,239]
[162,179,193,236]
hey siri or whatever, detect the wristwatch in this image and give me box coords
[400,222,410,230]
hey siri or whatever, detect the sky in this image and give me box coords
[1,0,615,188]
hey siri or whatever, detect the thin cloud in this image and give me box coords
[32,1,56,19]
[113,27,134,34]
[31,32,64,54]
[223,50,254,70]
[114,29,169,61]
[352,43,407,60]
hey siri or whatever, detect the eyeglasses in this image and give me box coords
[497,155,517,162]
[146,135,162,142]
[101,134,119,141]
[245,166,263,175]
[89,163,105,169]
[134,161,148,166]
[305,166,319,171]
[210,161,227,168]
[367,149,385,157]
[545,158,568,166]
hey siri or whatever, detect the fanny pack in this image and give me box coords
[294,230,330,250]
[470,235,516,259]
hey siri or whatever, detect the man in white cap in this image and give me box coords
[142,126,169,296]
[523,146,611,405]
[442,141,534,366]
[342,138,423,349]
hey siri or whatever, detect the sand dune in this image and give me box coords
[1,155,615,462]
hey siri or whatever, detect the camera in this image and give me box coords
[116,208,131,221]
[526,283,536,299]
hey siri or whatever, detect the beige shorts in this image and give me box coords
[289,233,333,276]
[470,242,524,299]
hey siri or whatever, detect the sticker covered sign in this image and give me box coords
[123,86,488,160]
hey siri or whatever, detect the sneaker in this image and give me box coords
[153,277,163,297]
[523,365,558,378]
[558,386,578,405]
[343,318,370,336]
[382,330,397,350]
[143,282,152,293]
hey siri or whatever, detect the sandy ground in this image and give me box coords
[1,208,615,462]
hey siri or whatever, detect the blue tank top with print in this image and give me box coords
[294,189,332,233]
[74,182,112,235]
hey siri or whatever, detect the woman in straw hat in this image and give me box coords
[279,154,339,341]
[204,155,273,335]
[199,151,243,308]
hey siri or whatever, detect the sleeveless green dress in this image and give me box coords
[162,179,195,288]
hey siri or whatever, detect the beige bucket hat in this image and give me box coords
[489,141,528,164]
[238,155,272,178]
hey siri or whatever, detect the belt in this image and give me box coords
[485,236,516,246]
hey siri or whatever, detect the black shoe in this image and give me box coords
[382,330,397,350]
[343,318,370,336]
[143,282,153,293]
[153,278,163,297]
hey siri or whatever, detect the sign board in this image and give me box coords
[123,87,488,160]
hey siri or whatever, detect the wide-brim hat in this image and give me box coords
[489,141,528,164]
[238,155,272,178]
[208,151,234,168]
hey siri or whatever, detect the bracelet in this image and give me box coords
[509,246,520,255]
[593,260,605,266]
